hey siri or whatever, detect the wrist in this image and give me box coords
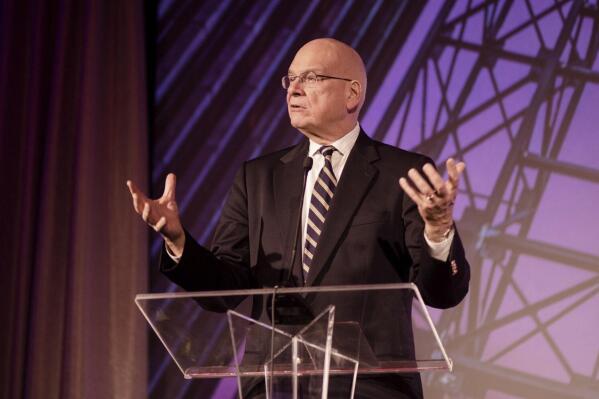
[424,224,453,243]
[165,232,185,258]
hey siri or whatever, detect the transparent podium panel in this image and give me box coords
[136,283,452,399]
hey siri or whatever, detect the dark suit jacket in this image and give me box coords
[161,130,470,398]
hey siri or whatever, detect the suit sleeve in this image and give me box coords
[159,164,256,291]
[402,157,470,309]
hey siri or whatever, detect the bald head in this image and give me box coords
[299,39,366,101]
[287,38,368,143]
[293,38,367,112]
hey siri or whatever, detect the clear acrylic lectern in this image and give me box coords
[136,283,452,398]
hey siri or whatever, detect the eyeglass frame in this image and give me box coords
[281,71,353,89]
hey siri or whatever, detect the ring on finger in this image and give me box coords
[425,192,437,202]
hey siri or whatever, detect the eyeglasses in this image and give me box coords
[282,71,352,89]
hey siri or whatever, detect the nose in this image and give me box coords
[288,79,304,96]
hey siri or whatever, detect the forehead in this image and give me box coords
[288,45,339,74]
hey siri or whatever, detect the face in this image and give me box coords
[286,44,352,142]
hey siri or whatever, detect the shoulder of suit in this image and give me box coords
[369,138,432,166]
[244,143,300,168]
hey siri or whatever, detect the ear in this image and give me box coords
[346,80,362,113]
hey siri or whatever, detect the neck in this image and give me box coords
[301,121,358,144]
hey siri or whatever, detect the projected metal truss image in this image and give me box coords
[150,1,599,398]
[381,1,599,398]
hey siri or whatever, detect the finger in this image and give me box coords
[126,180,134,194]
[399,177,426,207]
[127,179,149,202]
[446,158,456,183]
[407,168,435,197]
[450,161,465,193]
[422,164,446,195]
[446,158,465,187]
[163,173,177,201]
[126,182,143,213]
[127,179,140,196]
[142,202,150,223]
[153,216,166,232]
[131,193,142,213]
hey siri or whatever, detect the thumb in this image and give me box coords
[163,173,177,201]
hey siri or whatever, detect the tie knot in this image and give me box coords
[319,145,336,158]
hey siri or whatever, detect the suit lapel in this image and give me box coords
[273,140,309,270]
[306,131,380,286]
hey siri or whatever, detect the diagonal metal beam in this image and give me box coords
[483,0,583,220]
[373,0,456,141]
[522,152,599,183]
[481,231,599,272]
[438,36,599,83]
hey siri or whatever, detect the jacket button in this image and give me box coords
[450,260,458,276]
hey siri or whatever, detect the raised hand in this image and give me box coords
[399,158,465,242]
[127,173,185,256]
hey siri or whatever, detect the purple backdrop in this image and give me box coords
[150,1,599,398]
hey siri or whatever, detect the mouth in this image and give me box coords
[289,104,306,111]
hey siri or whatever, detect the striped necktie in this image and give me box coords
[303,145,337,277]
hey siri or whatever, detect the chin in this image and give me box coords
[289,116,307,129]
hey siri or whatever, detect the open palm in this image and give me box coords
[127,173,185,252]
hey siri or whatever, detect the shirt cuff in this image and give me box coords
[165,242,182,264]
[424,228,455,262]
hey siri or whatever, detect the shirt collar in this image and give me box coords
[308,122,361,157]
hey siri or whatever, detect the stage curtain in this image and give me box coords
[0,1,149,398]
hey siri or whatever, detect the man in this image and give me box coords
[128,38,469,398]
